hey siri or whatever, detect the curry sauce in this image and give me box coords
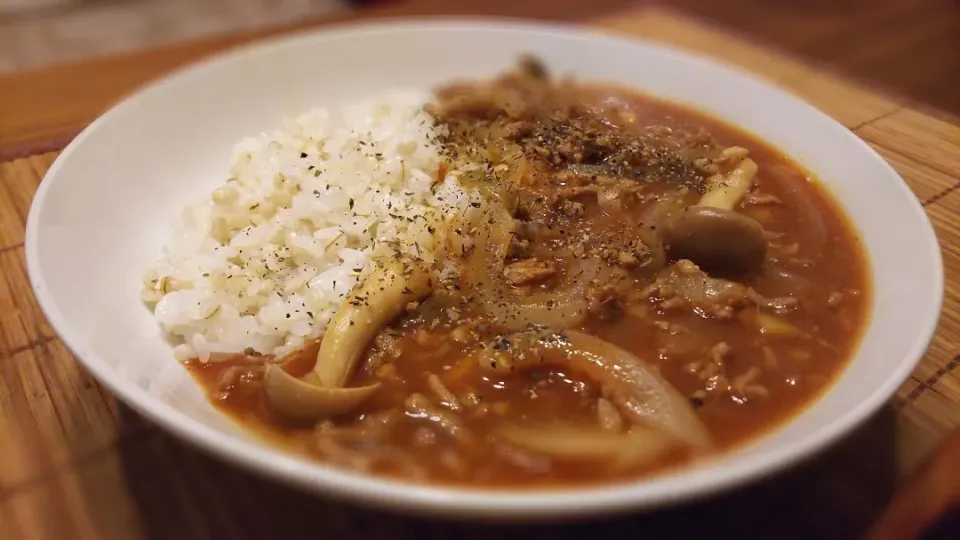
[187,59,869,487]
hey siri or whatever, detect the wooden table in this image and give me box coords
[667,0,960,118]
[1,1,960,538]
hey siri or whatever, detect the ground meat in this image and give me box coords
[716,146,749,167]
[507,235,531,258]
[683,343,770,402]
[405,393,471,444]
[450,323,479,344]
[586,283,621,319]
[649,260,750,318]
[500,120,535,139]
[693,157,719,175]
[433,59,712,190]
[746,289,800,314]
[616,251,639,267]
[649,261,799,318]
[370,332,404,360]
[601,243,653,269]
[560,199,584,217]
[503,259,556,285]
[426,373,461,411]
[731,366,769,400]
[683,342,732,399]
[413,427,437,447]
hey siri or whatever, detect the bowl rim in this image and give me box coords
[24,17,944,520]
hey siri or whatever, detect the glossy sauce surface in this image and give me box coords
[188,82,869,487]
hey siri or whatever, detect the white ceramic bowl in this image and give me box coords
[26,20,942,520]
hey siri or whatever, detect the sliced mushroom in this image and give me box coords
[262,364,379,423]
[664,206,766,276]
[663,157,767,275]
[699,154,757,209]
[476,329,711,449]
[315,257,433,388]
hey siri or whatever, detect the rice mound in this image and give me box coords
[142,92,475,362]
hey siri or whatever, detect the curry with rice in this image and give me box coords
[188,57,869,486]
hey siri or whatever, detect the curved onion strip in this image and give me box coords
[775,167,829,257]
[484,265,597,331]
[613,429,680,471]
[639,192,686,230]
[497,424,674,469]
[478,329,711,449]
[462,202,596,331]
[597,397,623,432]
[315,258,433,388]
[761,266,812,299]
[457,168,519,214]
[504,156,530,188]
[565,331,710,448]
[262,364,379,423]
[699,158,758,210]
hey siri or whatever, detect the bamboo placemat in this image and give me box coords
[1,7,959,539]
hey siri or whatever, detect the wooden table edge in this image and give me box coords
[3,2,960,160]
[646,4,960,128]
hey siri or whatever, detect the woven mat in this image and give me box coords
[1,7,959,539]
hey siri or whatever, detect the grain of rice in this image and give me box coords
[143,93,480,361]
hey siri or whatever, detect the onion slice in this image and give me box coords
[461,202,595,331]
[497,424,675,470]
[477,329,711,449]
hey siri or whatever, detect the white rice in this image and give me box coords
[142,92,476,362]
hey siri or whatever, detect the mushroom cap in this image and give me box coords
[662,205,767,276]
[262,365,379,423]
